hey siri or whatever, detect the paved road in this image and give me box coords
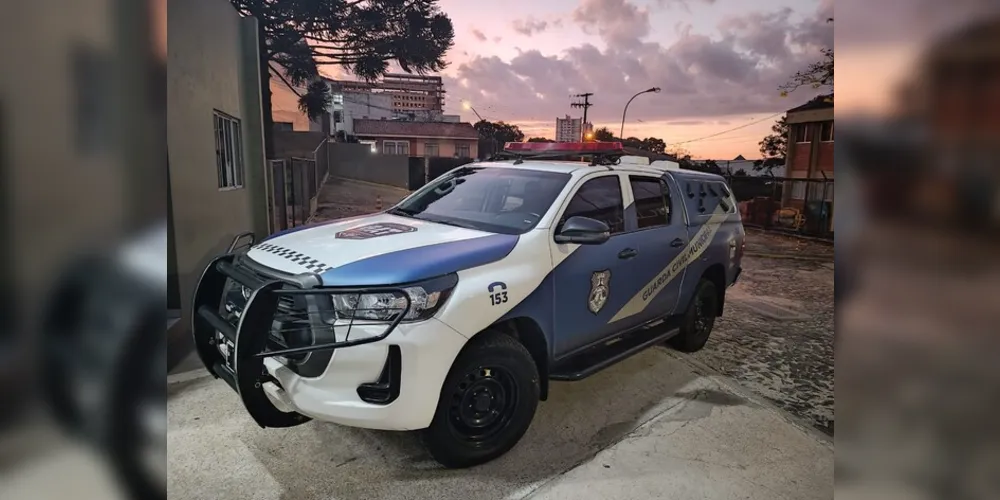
[689,232,835,435]
[167,349,831,500]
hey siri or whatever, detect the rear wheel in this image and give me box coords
[668,279,719,353]
[422,330,539,468]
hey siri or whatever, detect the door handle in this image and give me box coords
[618,248,639,260]
[670,238,686,248]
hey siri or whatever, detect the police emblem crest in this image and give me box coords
[588,270,611,314]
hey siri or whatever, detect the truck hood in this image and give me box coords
[246,213,519,286]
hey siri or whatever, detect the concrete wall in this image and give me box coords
[168,0,268,324]
[329,143,411,188]
[273,130,326,159]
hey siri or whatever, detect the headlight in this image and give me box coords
[330,274,457,322]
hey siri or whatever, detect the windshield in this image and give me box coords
[391,167,571,234]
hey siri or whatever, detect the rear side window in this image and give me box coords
[687,180,737,215]
[561,175,625,234]
[629,176,671,229]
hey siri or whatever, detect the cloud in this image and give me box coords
[494,36,502,43]
[573,0,650,47]
[470,28,487,42]
[446,1,832,123]
[511,17,551,36]
[654,0,718,13]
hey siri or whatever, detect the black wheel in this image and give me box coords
[668,279,719,353]
[422,330,539,468]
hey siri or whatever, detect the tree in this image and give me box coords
[593,127,616,142]
[755,115,788,174]
[230,0,455,157]
[665,145,691,159]
[474,120,525,157]
[622,136,643,149]
[753,157,785,175]
[780,18,833,95]
[734,169,748,176]
[526,137,554,142]
[640,137,666,154]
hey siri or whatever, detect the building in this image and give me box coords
[328,73,445,116]
[555,115,592,142]
[353,119,479,158]
[783,94,834,231]
[330,90,394,136]
[270,69,325,133]
[167,0,270,327]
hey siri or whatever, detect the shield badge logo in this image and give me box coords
[588,270,611,314]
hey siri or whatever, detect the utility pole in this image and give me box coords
[571,93,593,141]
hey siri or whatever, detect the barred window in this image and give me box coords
[213,111,244,189]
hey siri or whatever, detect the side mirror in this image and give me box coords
[555,216,611,245]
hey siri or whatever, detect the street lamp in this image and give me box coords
[463,101,494,157]
[462,101,484,122]
[620,87,661,140]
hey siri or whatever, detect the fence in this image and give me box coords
[268,139,329,232]
[726,174,834,239]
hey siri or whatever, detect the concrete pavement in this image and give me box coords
[167,347,832,500]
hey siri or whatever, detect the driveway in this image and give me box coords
[167,348,831,500]
[311,177,410,223]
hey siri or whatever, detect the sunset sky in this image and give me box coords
[319,0,834,159]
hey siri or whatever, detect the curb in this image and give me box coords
[744,252,834,262]
[167,368,212,386]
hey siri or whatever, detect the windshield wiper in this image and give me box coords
[386,207,415,217]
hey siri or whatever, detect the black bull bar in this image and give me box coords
[191,242,411,428]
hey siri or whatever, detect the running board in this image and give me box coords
[549,318,682,381]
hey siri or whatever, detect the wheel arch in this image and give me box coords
[701,263,727,316]
[487,317,550,401]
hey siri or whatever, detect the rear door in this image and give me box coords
[602,174,691,327]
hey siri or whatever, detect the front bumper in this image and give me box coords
[191,250,467,431]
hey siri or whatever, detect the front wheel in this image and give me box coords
[421,330,539,468]
[668,279,719,353]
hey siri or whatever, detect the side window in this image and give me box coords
[560,176,625,234]
[629,176,671,229]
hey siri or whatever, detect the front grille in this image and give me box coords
[222,257,313,362]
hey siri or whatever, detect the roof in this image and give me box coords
[787,94,834,113]
[353,119,478,139]
[472,160,591,175]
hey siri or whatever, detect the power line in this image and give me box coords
[570,93,593,126]
[668,112,783,146]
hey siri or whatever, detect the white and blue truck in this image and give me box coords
[192,141,745,468]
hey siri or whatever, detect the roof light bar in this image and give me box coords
[503,141,624,155]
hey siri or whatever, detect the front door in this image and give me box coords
[549,174,650,357]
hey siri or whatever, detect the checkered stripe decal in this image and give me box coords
[252,243,333,274]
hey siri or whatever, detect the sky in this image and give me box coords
[428,0,835,159]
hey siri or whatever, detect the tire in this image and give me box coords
[421,330,540,468]
[668,279,719,353]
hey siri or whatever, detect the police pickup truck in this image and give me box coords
[192,141,745,468]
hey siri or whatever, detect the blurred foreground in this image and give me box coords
[835,3,1000,498]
